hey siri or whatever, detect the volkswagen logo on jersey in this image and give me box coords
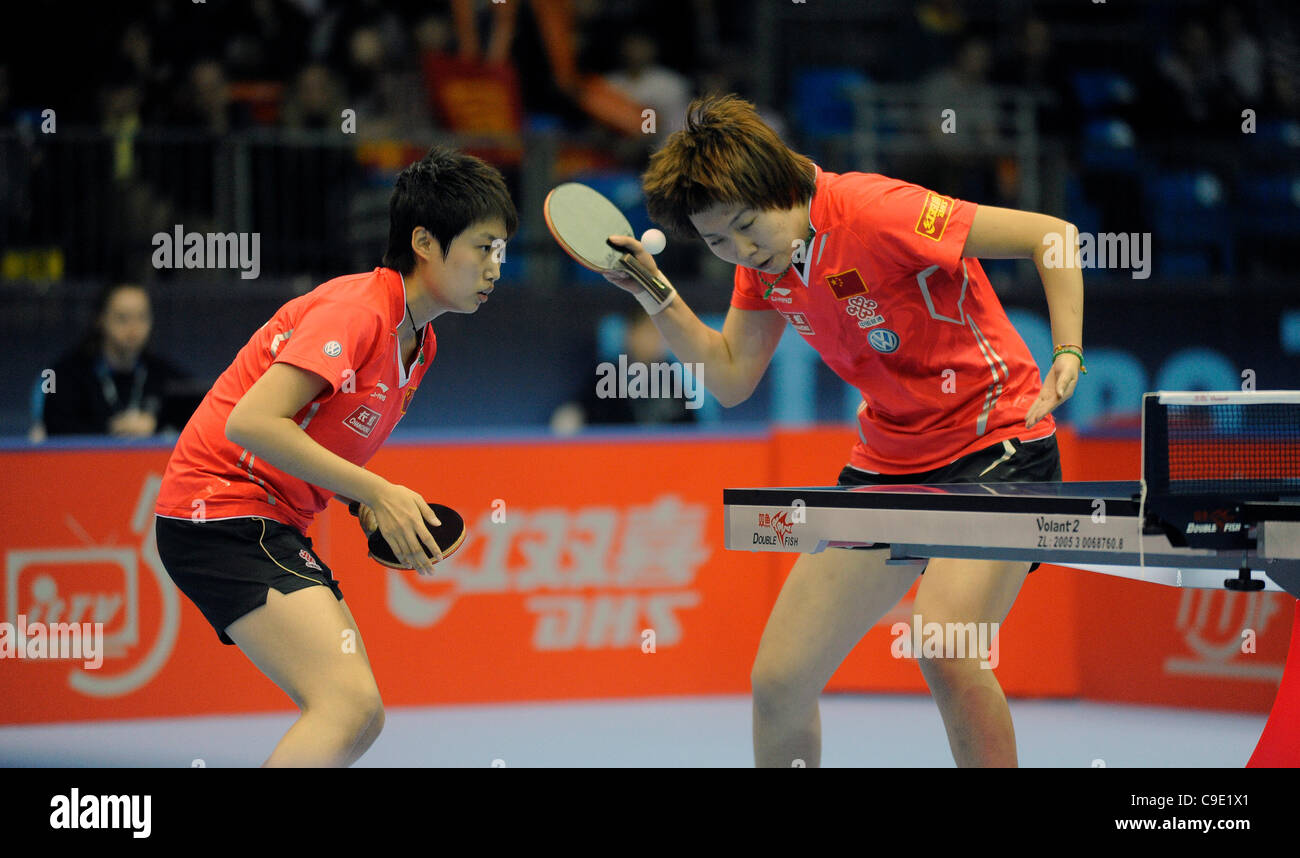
[323,340,342,357]
[868,328,900,353]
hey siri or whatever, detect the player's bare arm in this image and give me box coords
[226,362,443,571]
[963,205,1085,428]
[602,234,787,407]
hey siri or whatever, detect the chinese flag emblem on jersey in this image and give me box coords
[825,269,867,299]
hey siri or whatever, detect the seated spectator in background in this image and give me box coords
[341,24,432,139]
[1150,18,1231,136]
[280,63,347,130]
[912,37,1002,202]
[991,17,1077,140]
[170,59,237,132]
[892,0,970,82]
[35,283,199,440]
[921,37,1000,151]
[1219,5,1265,104]
[604,32,692,140]
[551,312,699,434]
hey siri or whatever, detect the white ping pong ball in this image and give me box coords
[640,228,666,255]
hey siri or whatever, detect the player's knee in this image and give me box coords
[915,650,988,689]
[751,656,816,713]
[313,682,384,740]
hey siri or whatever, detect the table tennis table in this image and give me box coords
[722,390,1300,766]
[722,479,1300,597]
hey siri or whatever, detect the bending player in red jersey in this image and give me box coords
[153,147,516,766]
[604,94,1085,767]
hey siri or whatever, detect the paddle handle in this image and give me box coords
[619,253,675,304]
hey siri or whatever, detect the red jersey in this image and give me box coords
[731,168,1054,473]
[155,267,436,534]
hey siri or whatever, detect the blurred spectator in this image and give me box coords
[922,38,999,150]
[338,24,432,137]
[604,32,692,139]
[35,283,199,440]
[310,0,407,70]
[414,15,454,58]
[280,63,347,130]
[111,21,175,123]
[171,60,237,132]
[221,0,311,81]
[1150,19,1230,134]
[892,0,970,82]
[1220,5,1265,104]
[343,26,385,113]
[912,38,1001,200]
[550,312,698,434]
[992,17,1076,139]
[93,79,176,280]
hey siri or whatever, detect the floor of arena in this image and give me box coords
[0,695,1266,767]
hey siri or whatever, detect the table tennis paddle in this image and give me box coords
[349,500,467,570]
[542,182,675,305]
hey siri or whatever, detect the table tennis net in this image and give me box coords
[1143,394,1300,497]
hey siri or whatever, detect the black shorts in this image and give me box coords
[836,434,1063,572]
[154,515,344,645]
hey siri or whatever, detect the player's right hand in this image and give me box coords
[365,482,444,575]
[602,235,668,295]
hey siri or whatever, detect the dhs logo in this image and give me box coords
[868,328,900,353]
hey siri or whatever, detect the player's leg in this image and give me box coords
[335,597,384,765]
[751,548,920,767]
[225,587,385,767]
[910,557,1031,767]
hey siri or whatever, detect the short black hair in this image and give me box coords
[383,146,518,274]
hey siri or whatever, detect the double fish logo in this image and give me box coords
[770,510,795,546]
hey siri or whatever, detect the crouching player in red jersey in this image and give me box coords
[153,147,516,766]
[604,95,1085,767]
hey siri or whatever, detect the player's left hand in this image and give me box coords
[1025,353,1081,428]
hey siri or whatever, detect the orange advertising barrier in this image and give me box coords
[0,427,1290,726]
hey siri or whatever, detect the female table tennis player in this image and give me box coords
[604,94,1084,767]
[153,146,516,766]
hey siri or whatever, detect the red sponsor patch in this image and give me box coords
[825,268,867,299]
[779,311,815,336]
[914,191,955,241]
[344,405,382,437]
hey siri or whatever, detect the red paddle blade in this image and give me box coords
[367,502,466,570]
